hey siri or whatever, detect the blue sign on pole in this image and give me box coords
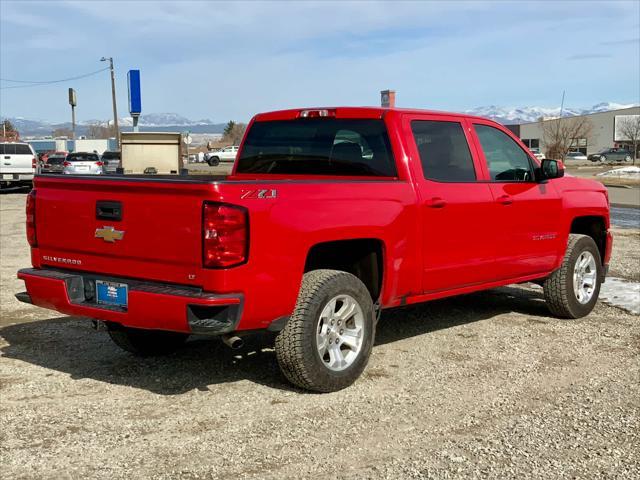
[127,70,142,115]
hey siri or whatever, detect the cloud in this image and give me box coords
[567,53,614,61]
[1,0,639,122]
[600,38,640,46]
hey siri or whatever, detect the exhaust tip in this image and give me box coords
[222,335,244,350]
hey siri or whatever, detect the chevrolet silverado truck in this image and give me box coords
[17,107,612,392]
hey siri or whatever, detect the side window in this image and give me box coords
[474,124,533,182]
[411,120,476,182]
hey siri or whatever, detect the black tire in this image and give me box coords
[275,270,375,392]
[207,156,220,167]
[600,155,607,163]
[543,234,602,319]
[107,325,189,356]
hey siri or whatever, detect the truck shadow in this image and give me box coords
[0,286,549,394]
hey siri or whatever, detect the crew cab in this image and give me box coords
[1,142,37,188]
[17,107,612,392]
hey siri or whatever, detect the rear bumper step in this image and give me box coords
[17,268,243,335]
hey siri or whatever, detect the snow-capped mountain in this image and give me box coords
[4,103,637,137]
[465,102,637,124]
[5,113,225,137]
[117,113,215,127]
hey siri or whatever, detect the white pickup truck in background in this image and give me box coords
[204,145,239,166]
[0,142,36,189]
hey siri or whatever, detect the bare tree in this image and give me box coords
[2,119,19,140]
[617,116,640,165]
[540,116,594,160]
[87,123,117,139]
[222,122,247,145]
[52,127,73,138]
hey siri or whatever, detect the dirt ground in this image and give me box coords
[1,192,639,479]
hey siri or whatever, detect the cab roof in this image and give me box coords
[253,106,493,123]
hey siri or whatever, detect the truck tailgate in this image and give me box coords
[34,176,218,285]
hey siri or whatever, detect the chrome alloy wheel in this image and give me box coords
[573,251,597,304]
[316,294,365,371]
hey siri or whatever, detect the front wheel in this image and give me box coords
[207,156,220,167]
[600,155,607,163]
[543,234,602,319]
[107,325,189,356]
[275,270,375,392]
[624,155,632,162]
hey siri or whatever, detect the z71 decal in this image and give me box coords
[241,189,277,199]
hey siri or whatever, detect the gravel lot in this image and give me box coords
[1,192,639,479]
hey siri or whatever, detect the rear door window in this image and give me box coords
[474,124,534,182]
[236,119,397,176]
[15,144,33,155]
[1,144,15,154]
[411,120,476,182]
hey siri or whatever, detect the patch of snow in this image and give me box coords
[599,277,640,315]
[597,166,640,178]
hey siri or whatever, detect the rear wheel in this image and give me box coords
[207,156,220,167]
[600,155,607,163]
[275,270,375,392]
[543,234,602,319]
[107,325,189,356]
[624,155,632,162]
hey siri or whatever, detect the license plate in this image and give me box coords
[96,280,128,307]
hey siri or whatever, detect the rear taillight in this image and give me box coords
[32,157,36,169]
[203,203,248,268]
[95,161,104,167]
[63,161,71,167]
[26,189,37,247]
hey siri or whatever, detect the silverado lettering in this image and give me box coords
[17,106,612,392]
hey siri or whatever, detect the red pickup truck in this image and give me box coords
[17,107,612,392]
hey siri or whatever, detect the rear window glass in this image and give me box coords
[0,144,32,155]
[67,153,99,162]
[236,119,397,177]
[101,151,120,160]
[47,156,66,164]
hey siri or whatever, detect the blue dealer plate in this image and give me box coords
[96,280,128,307]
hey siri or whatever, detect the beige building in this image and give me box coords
[516,106,639,156]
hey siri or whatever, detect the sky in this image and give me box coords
[1,0,639,124]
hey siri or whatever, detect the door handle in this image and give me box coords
[427,197,446,208]
[497,194,513,205]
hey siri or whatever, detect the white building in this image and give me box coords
[516,106,639,156]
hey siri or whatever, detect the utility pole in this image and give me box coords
[101,57,120,147]
[68,88,77,140]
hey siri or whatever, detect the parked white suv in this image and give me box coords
[204,145,239,166]
[0,142,36,188]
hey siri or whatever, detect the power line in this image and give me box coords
[0,67,110,89]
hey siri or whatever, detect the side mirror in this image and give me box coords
[537,159,564,181]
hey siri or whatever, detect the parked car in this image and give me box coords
[565,151,588,162]
[588,148,633,163]
[62,152,104,175]
[40,153,67,174]
[101,151,121,174]
[530,148,545,161]
[205,145,239,166]
[0,142,36,188]
[17,106,612,392]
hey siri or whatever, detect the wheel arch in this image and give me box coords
[569,215,607,264]
[304,238,385,302]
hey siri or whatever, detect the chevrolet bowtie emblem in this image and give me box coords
[95,226,125,243]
